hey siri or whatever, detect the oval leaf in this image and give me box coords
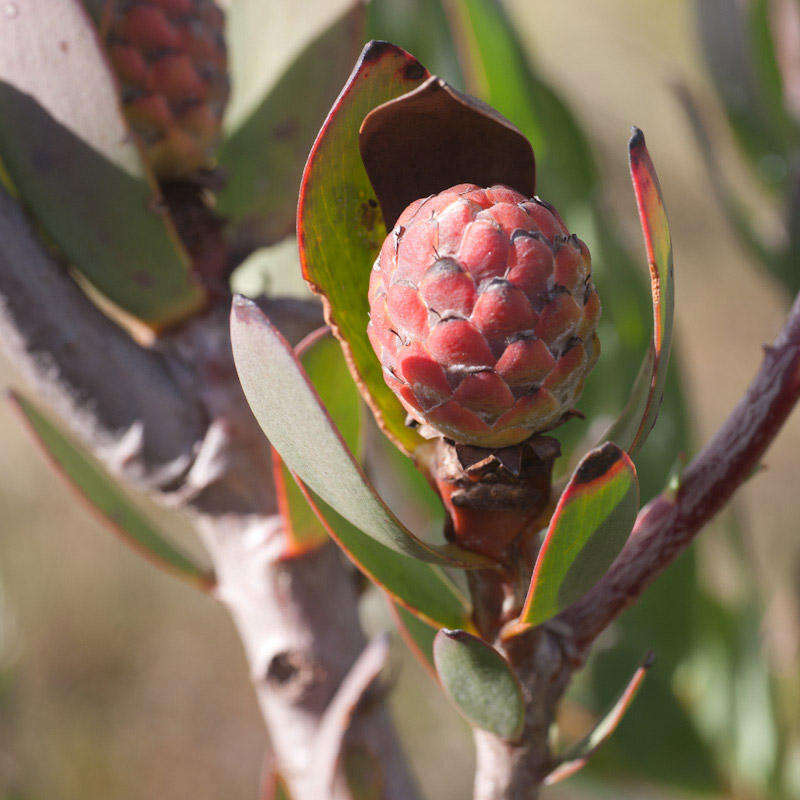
[510,442,639,632]
[230,294,490,567]
[601,129,674,457]
[433,629,524,741]
[10,390,213,590]
[545,652,653,786]
[0,0,205,329]
[272,449,329,558]
[359,75,535,229]
[270,327,354,558]
[297,41,430,454]
[217,3,366,246]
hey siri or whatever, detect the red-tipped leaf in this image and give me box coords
[507,442,639,633]
[545,652,653,785]
[602,129,674,456]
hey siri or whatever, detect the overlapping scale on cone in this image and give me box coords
[367,184,601,447]
[102,0,229,178]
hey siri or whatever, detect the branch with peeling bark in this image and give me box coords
[0,185,420,800]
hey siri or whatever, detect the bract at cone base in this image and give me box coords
[367,184,601,447]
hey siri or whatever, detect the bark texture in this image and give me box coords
[0,186,419,800]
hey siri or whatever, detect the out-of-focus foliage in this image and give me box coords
[9,392,213,590]
[218,3,366,249]
[692,0,800,297]
[689,3,800,797]
[0,0,206,330]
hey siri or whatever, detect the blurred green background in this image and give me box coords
[1,0,799,798]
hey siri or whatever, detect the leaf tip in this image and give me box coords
[629,126,645,153]
[574,441,625,485]
[230,292,265,327]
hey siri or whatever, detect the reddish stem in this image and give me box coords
[560,290,800,652]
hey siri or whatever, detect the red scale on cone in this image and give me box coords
[103,0,229,178]
[367,184,601,447]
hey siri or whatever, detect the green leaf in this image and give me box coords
[10,390,212,590]
[297,41,430,455]
[545,652,653,786]
[696,0,796,190]
[273,452,330,558]
[601,129,674,457]
[366,0,464,87]
[361,412,445,546]
[389,601,437,677]
[299,488,472,629]
[511,443,639,631]
[217,4,366,247]
[271,328,472,627]
[433,629,524,740]
[230,294,490,567]
[0,0,205,329]
[271,335,347,558]
[449,0,598,213]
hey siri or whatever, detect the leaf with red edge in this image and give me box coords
[545,652,654,786]
[507,442,639,633]
[231,295,490,568]
[9,390,213,590]
[299,486,472,630]
[268,327,473,627]
[271,327,363,558]
[297,41,431,455]
[602,129,674,457]
[272,449,329,558]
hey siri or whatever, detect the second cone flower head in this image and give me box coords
[367,184,601,448]
[102,0,229,178]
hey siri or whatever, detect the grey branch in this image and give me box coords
[0,186,205,484]
[0,186,420,800]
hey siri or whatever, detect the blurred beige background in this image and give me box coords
[1,1,798,798]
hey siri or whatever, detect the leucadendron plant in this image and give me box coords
[0,2,423,798]
[3,1,800,798]
[232,37,800,799]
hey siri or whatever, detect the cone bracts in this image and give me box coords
[100,0,229,178]
[367,183,601,447]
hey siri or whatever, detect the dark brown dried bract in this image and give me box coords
[359,77,535,229]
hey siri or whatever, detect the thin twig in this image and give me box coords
[313,634,391,797]
[561,290,800,651]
